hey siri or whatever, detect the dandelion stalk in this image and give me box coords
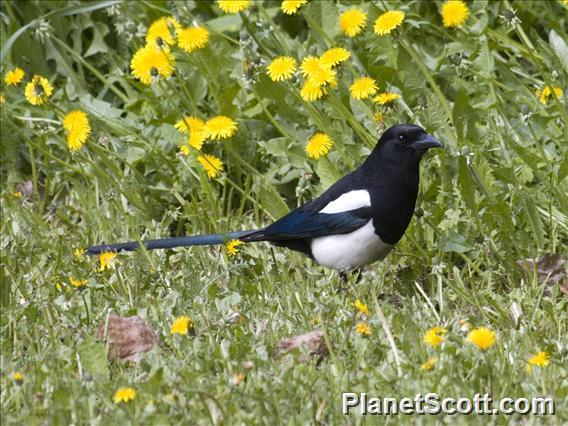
[26,142,38,203]
[158,47,200,113]
[372,297,403,378]
[398,39,454,130]
[81,292,90,325]
[250,86,291,139]
[51,36,130,104]
[256,2,291,55]
[327,91,375,148]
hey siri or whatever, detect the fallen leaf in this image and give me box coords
[517,254,566,296]
[95,313,160,362]
[560,277,568,296]
[275,330,329,362]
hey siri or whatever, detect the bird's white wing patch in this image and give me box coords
[319,190,371,214]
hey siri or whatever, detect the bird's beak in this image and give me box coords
[412,134,443,150]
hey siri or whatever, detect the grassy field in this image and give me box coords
[1,0,567,424]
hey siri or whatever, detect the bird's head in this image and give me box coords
[371,124,443,165]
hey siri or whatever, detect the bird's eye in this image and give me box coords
[398,135,406,143]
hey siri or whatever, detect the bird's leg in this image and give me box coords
[353,268,363,284]
[337,269,363,291]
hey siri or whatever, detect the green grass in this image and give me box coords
[1,0,567,424]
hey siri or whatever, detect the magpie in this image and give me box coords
[87,124,442,271]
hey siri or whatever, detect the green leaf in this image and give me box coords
[473,37,494,76]
[440,232,472,253]
[216,292,241,312]
[207,14,243,33]
[84,22,110,57]
[319,1,340,40]
[315,158,339,190]
[453,90,469,142]
[77,336,109,381]
[549,30,568,74]
[140,367,163,397]
[258,186,290,219]
[522,195,545,250]
[457,155,478,220]
[559,155,568,182]
[1,0,120,62]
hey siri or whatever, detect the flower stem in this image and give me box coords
[398,39,454,129]
[51,36,130,104]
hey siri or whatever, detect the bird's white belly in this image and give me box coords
[310,221,393,270]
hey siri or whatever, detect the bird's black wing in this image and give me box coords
[244,169,372,256]
[246,206,372,241]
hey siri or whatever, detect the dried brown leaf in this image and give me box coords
[275,330,329,362]
[560,277,568,296]
[95,313,160,362]
[517,254,566,296]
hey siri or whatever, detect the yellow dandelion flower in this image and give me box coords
[356,322,372,336]
[11,371,24,383]
[114,387,136,404]
[69,277,88,288]
[175,116,205,134]
[180,145,190,156]
[13,191,23,199]
[63,111,91,151]
[320,47,351,68]
[203,116,237,139]
[226,239,244,256]
[340,9,367,37]
[99,252,116,271]
[131,45,175,85]
[350,76,378,100]
[308,66,337,87]
[354,299,369,316]
[300,80,327,102]
[218,0,250,13]
[0,92,5,104]
[420,357,438,371]
[441,0,470,28]
[170,316,193,335]
[526,351,550,373]
[374,10,405,35]
[24,75,53,106]
[146,16,181,49]
[537,86,563,105]
[197,154,224,178]
[178,26,210,53]
[176,117,206,149]
[4,67,25,86]
[267,56,297,81]
[281,0,307,15]
[300,56,323,78]
[189,132,206,150]
[306,132,333,159]
[466,327,496,351]
[74,248,85,259]
[374,92,400,105]
[423,326,447,348]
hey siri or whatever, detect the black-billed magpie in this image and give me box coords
[88,124,442,270]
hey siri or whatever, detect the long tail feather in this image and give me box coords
[87,230,262,255]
